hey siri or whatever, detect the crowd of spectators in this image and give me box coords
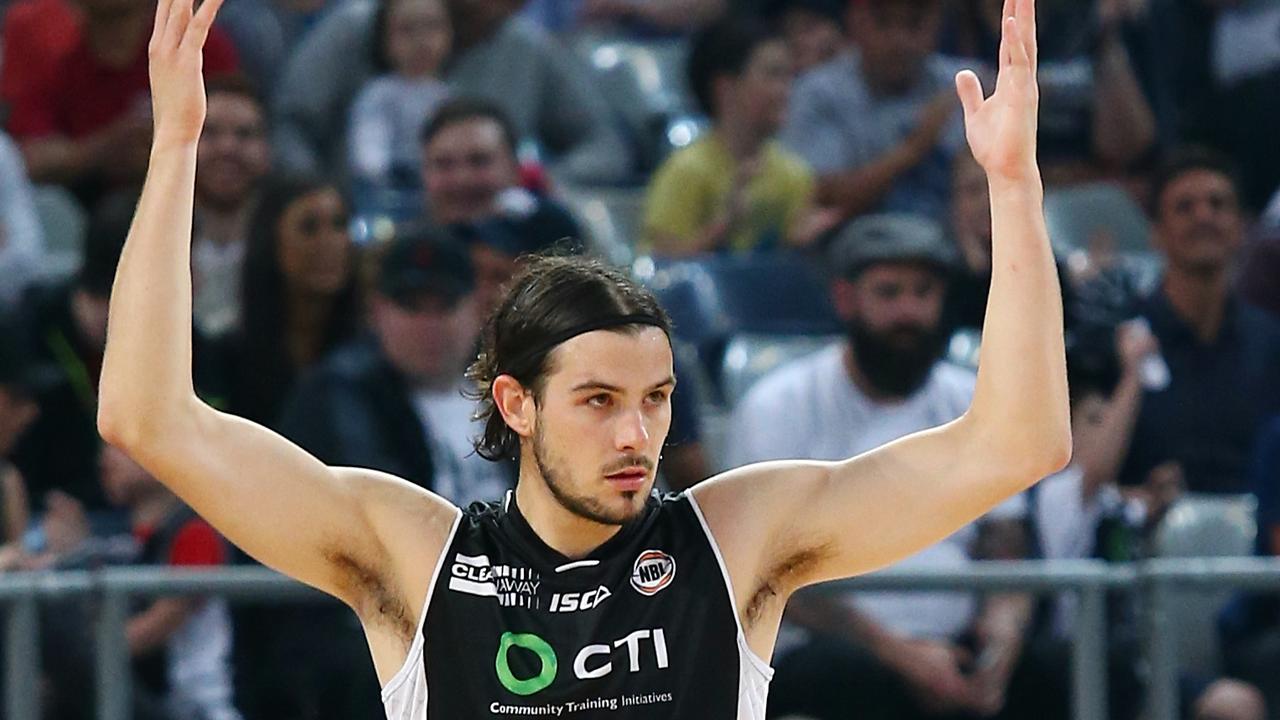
[1,0,1279,717]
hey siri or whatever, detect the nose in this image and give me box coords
[613,409,650,453]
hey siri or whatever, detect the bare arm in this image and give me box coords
[96,0,455,632]
[1072,329,1149,497]
[695,0,1069,603]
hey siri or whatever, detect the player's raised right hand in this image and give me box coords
[148,0,225,148]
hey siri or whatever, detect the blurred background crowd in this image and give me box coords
[0,0,1279,717]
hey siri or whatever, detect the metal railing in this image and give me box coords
[3,559,1280,720]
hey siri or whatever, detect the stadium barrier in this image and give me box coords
[3,559,1280,720]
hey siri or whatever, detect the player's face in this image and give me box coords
[1154,169,1243,277]
[530,328,675,526]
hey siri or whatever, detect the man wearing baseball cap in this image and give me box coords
[277,225,514,506]
[729,213,1036,720]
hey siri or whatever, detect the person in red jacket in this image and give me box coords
[4,0,238,202]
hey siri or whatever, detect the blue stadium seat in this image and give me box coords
[639,259,730,355]
[701,254,842,336]
[32,185,87,282]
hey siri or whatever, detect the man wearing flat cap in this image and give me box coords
[728,214,1035,720]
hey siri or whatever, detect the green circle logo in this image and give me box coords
[495,632,558,696]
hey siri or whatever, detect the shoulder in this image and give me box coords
[651,140,718,185]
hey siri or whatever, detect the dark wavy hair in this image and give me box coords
[235,174,361,425]
[465,255,672,462]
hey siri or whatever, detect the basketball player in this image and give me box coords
[98,0,1067,717]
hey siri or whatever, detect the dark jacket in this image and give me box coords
[276,337,437,491]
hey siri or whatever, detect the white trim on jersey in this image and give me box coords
[685,492,774,719]
[381,506,464,713]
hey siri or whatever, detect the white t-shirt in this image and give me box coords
[727,343,1025,641]
[192,234,246,338]
[412,386,512,507]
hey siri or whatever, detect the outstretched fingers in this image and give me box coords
[152,0,173,46]
[1017,0,1038,74]
[162,0,195,50]
[183,0,227,51]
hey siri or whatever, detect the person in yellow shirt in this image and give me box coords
[642,15,839,257]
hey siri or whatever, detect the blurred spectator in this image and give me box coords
[193,77,273,339]
[4,0,239,202]
[1153,0,1280,209]
[272,0,630,183]
[730,215,1036,720]
[0,320,43,568]
[348,0,452,195]
[214,0,341,97]
[780,0,971,223]
[419,99,585,281]
[641,16,836,257]
[1238,226,1280,320]
[10,194,142,511]
[1119,148,1280,493]
[520,0,727,34]
[1223,413,1280,718]
[944,150,1077,333]
[762,0,845,75]
[219,175,361,428]
[0,130,46,308]
[0,0,81,113]
[944,0,1156,179]
[35,445,241,720]
[10,194,226,513]
[279,226,512,504]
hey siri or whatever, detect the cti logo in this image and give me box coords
[495,629,669,696]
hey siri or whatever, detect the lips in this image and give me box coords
[605,468,648,490]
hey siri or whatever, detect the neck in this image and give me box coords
[714,120,767,161]
[86,10,149,67]
[196,200,253,247]
[285,289,336,368]
[842,343,907,404]
[1162,269,1231,343]
[514,464,622,560]
[131,491,181,528]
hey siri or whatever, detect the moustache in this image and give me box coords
[602,456,654,475]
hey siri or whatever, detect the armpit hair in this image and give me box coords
[744,541,835,629]
[323,545,414,640]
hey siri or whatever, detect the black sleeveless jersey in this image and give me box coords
[379,490,773,719]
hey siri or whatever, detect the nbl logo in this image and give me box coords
[630,549,675,596]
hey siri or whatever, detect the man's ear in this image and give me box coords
[492,374,535,438]
[830,277,860,322]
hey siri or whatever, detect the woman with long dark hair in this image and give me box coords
[225,173,361,427]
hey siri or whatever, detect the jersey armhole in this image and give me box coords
[379,506,464,702]
[685,493,774,679]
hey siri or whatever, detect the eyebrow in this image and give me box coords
[570,376,677,394]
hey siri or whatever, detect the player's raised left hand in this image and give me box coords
[148,0,226,148]
[955,0,1039,184]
